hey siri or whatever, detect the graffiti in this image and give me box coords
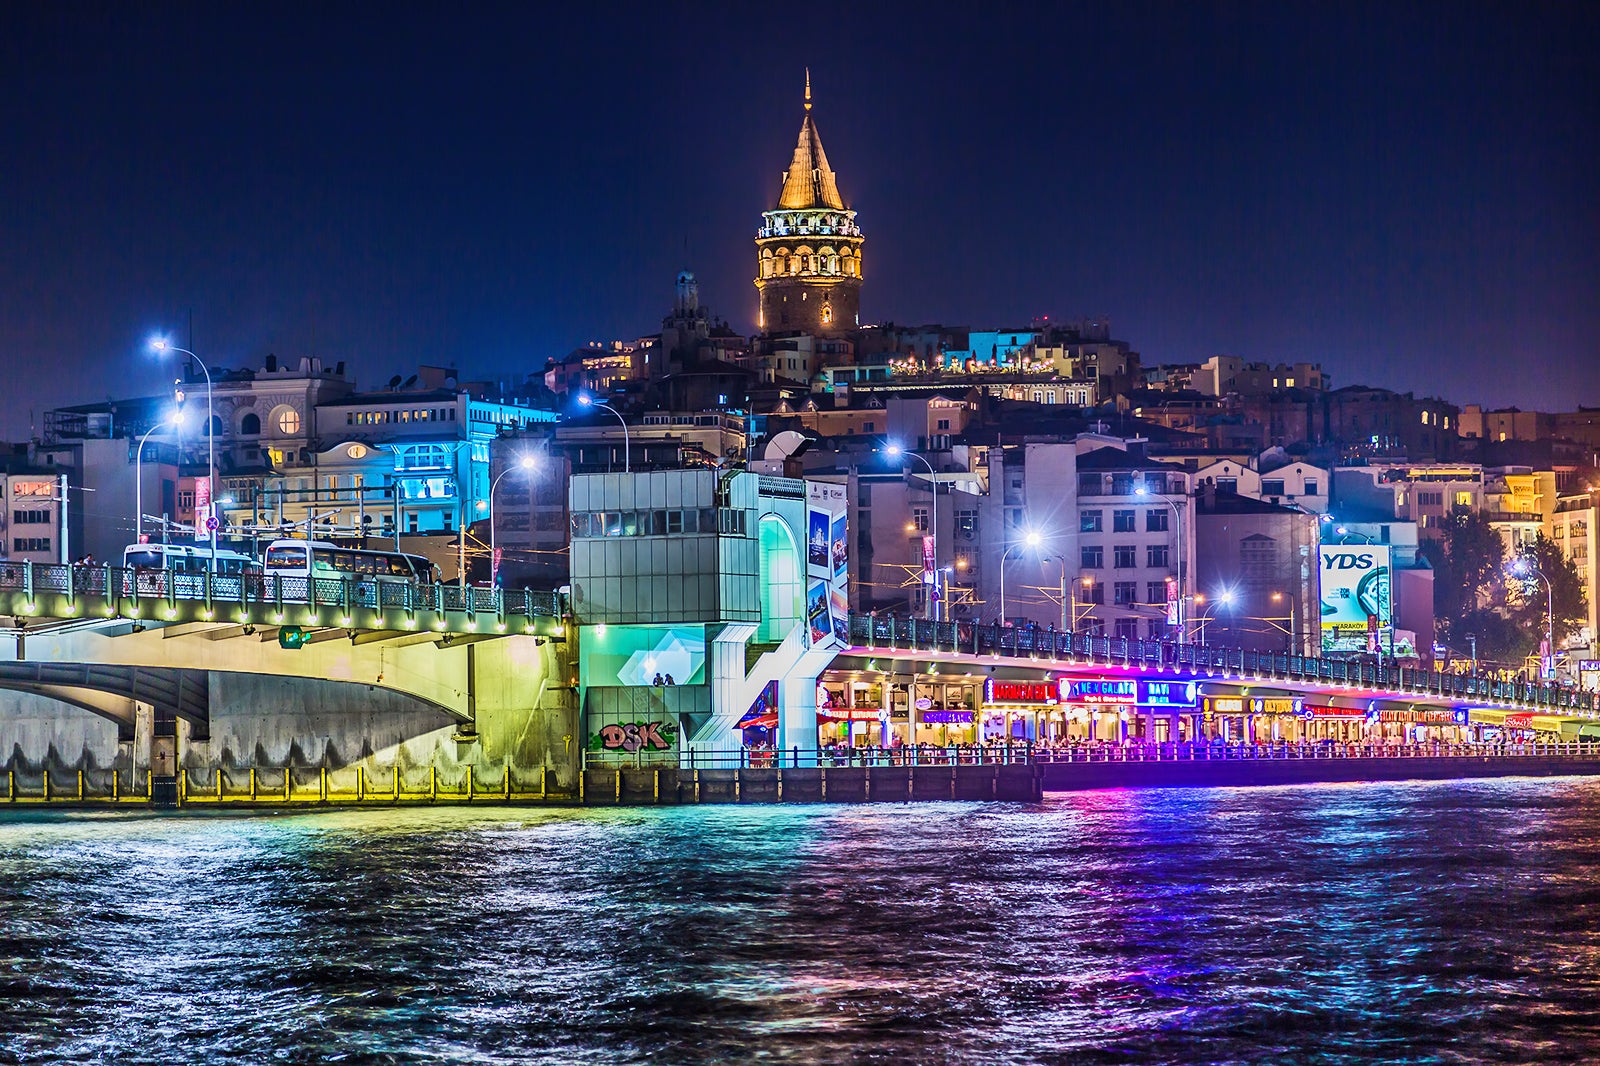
[589,720,677,753]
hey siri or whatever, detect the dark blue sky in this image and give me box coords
[2,2,1596,438]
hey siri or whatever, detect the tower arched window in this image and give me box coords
[239,412,261,436]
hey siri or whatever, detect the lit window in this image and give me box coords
[276,407,301,435]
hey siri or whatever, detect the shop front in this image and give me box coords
[1200,695,1303,743]
[980,679,1057,743]
[815,672,982,747]
[1059,678,1199,742]
[1369,706,1469,743]
[1297,704,1369,743]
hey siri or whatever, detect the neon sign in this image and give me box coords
[1061,679,1137,704]
[983,679,1059,705]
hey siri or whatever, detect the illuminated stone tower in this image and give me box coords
[755,71,864,335]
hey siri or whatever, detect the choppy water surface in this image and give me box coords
[2,780,1600,1064]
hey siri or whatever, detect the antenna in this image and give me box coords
[804,67,812,111]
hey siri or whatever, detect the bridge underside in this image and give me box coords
[0,663,209,740]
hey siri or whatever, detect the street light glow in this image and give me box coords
[516,454,538,471]
[884,441,904,458]
[576,393,593,406]
[1024,530,1042,548]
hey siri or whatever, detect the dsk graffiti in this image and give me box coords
[589,720,677,753]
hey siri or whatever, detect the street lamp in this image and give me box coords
[135,411,185,543]
[886,441,941,621]
[577,393,630,473]
[998,530,1043,625]
[1509,554,1554,679]
[1134,479,1187,641]
[1195,590,1234,646]
[1270,590,1299,654]
[1334,525,1374,543]
[487,453,539,588]
[150,338,216,563]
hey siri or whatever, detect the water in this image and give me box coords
[2,780,1599,1065]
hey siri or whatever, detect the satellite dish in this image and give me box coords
[403,374,418,388]
[387,375,403,389]
[763,430,813,462]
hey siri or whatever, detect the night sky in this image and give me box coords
[2,2,1596,438]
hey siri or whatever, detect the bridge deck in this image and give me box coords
[0,561,563,637]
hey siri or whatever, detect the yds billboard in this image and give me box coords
[1319,544,1392,654]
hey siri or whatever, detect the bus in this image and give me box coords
[121,543,263,596]
[262,539,442,587]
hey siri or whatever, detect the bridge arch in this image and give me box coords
[757,513,804,644]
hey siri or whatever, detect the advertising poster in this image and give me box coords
[829,586,850,642]
[805,481,850,646]
[1320,544,1392,654]
[807,579,832,644]
[808,509,830,570]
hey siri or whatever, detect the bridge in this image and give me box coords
[3,549,1598,808]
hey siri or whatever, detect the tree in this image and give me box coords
[1422,507,1507,654]
[1508,534,1588,649]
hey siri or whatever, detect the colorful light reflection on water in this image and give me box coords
[2,779,1599,1063]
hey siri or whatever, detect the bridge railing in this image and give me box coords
[660,745,1038,770]
[1035,740,1600,762]
[0,561,563,621]
[846,613,1600,716]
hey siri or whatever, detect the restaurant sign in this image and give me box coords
[921,710,975,725]
[1060,679,1137,704]
[1371,708,1467,725]
[1139,680,1199,708]
[1298,705,1366,720]
[1249,697,1304,716]
[983,679,1059,706]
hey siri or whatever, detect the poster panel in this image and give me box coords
[578,624,706,687]
[1320,544,1392,654]
[807,579,832,644]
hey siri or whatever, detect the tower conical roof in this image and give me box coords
[776,73,846,211]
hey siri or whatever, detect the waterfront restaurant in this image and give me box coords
[1201,694,1304,743]
[1056,678,1201,742]
[1368,707,1469,744]
[980,679,1057,743]
[814,670,983,746]
[1298,704,1369,743]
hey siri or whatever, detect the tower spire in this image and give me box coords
[804,67,811,112]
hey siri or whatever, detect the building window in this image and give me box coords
[955,509,978,537]
[1114,618,1139,641]
[1081,580,1104,604]
[1454,491,1473,507]
[1145,509,1168,532]
[276,407,301,435]
[1081,510,1103,533]
[1216,477,1238,493]
[1303,479,1319,496]
[1147,544,1169,568]
[1262,479,1285,496]
[1113,581,1137,606]
[1080,545,1104,569]
[12,538,51,553]
[1147,582,1166,604]
[1113,544,1137,568]
[1113,509,1136,532]
[1078,473,1105,496]
[911,507,929,532]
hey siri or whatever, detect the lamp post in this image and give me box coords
[487,454,539,588]
[1195,591,1234,646]
[577,394,630,473]
[1509,555,1555,679]
[997,531,1043,625]
[150,340,216,564]
[886,442,940,621]
[1134,480,1187,641]
[1270,590,1299,654]
[135,412,184,544]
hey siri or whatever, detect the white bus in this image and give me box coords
[121,543,263,596]
[262,539,442,586]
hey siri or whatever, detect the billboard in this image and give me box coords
[1319,544,1392,655]
[578,624,707,687]
[806,481,849,647]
